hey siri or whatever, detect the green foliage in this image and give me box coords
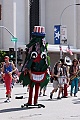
[47,56,50,66]
[0,50,6,62]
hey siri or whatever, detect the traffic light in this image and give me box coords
[9,48,15,59]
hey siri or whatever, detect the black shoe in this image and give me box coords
[61,96,64,98]
[50,92,53,99]
[63,96,68,98]
[57,97,61,99]
[24,103,31,106]
[39,92,42,96]
[61,96,68,98]
[74,93,77,97]
[43,94,47,96]
[70,93,72,96]
[4,99,10,103]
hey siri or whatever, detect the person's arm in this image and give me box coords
[52,68,59,78]
[1,64,4,73]
[51,68,54,77]
[28,69,33,80]
[69,65,76,76]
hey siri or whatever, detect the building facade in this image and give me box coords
[0,0,80,68]
[0,0,29,51]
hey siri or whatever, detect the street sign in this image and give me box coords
[11,37,17,42]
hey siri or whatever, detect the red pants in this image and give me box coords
[28,83,40,105]
[64,84,68,97]
[4,74,12,94]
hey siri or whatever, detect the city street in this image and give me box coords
[0,83,80,120]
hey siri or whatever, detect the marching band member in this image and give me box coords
[78,60,80,91]
[60,58,67,98]
[61,57,72,98]
[69,59,79,97]
[50,61,63,99]
[57,61,64,99]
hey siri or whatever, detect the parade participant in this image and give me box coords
[60,58,70,98]
[57,61,64,99]
[64,56,72,97]
[2,56,16,102]
[39,86,47,96]
[78,60,80,90]
[19,26,50,106]
[69,59,79,97]
[50,61,62,99]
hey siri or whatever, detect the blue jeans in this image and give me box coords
[71,77,79,94]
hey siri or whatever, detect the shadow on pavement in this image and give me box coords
[72,98,80,104]
[0,88,5,90]
[39,98,59,101]
[0,107,36,113]
[0,97,6,100]
[0,101,5,104]
[15,93,27,95]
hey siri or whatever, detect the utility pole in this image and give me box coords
[59,3,80,59]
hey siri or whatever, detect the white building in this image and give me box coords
[0,0,29,51]
[0,0,80,67]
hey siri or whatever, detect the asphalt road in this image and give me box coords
[0,83,80,120]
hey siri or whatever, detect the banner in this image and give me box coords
[60,25,67,44]
[54,25,60,44]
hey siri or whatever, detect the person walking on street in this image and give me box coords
[2,56,16,102]
[60,58,69,98]
[39,86,47,96]
[50,61,62,99]
[69,59,79,97]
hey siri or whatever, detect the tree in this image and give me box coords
[0,50,6,62]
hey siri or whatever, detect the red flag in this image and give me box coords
[66,45,73,55]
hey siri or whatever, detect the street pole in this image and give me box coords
[60,3,80,59]
[0,26,17,67]
[60,3,80,26]
[15,41,17,67]
[59,44,63,59]
[60,47,63,59]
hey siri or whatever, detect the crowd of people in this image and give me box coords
[0,55,80,103]
[49,57,80,99]
[39,57,80,99]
